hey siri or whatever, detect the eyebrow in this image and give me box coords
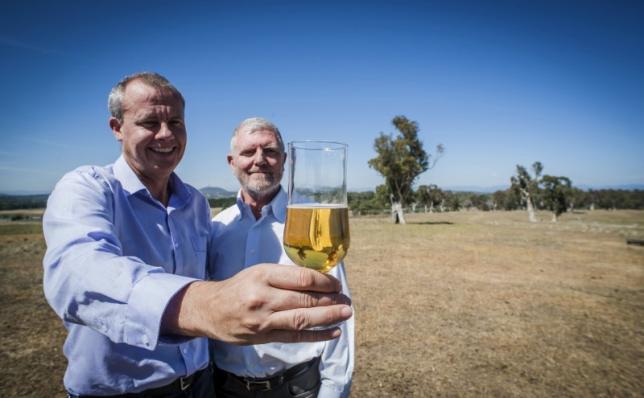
[134,108,184,120]
[238,143,280,153]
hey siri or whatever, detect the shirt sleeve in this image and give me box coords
[42,168,197,350]
[318,262,355,398]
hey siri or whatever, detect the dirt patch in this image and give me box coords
[348,210,643,397]
[1,210,642,397]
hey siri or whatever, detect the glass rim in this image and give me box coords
[288,140,347,150]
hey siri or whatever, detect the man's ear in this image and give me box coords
[227,154,234,168]
[109,117,123,142]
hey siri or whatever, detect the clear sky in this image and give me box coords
[1,0,643,194]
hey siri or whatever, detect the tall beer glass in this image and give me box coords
[283,141,350,273]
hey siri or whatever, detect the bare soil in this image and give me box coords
[1,210,643,397]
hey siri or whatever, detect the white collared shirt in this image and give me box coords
[207,187,354,398]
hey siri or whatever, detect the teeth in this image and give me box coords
[151,147,173,153]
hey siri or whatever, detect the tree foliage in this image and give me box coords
[442,191,461,211]
[369,116,426,205]
[510,162,542,198]
[0,194,48,210]
[510,162,543,222]
[347,187,644,216]
[374,184,391,208]
[541,175,573,221]
[347,191,384,215]
[416,184,443,211]
[207,197,236,208]
[368,115,444,223]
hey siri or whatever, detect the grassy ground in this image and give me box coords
[0,210,642,397]
[349,210,644,397]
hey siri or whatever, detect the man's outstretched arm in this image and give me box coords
[162,264,353,344]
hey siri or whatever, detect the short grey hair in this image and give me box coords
[230,117,285,153]
[108,72,185,121]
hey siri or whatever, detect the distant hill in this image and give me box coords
[200,186,236,199]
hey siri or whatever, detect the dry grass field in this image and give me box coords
[1,209,643,397]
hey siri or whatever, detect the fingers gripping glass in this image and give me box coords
[283,141,350,273]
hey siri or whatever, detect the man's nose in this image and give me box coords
[253,149,267,165]
[155,123,174,140]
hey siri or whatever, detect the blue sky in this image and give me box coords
[1,0,643,194]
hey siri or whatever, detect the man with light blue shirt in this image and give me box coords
[208,117,354,398]
[43,74,353,398]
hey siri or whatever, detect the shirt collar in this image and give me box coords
[235,186,287,222]
[113,155,191,207]
[114,155,147,195]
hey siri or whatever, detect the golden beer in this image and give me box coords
[283,205,350,273]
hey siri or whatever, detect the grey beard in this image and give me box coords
[242,179,280,200]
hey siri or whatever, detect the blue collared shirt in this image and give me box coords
[208,188,354,398]
[43,156,210,395]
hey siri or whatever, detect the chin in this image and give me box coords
[246,183,279,197]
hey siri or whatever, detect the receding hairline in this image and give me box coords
[108,72,184,121]
[230,117,285,154]
[121,80,185,110]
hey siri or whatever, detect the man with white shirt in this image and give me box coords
[208,117,354,398]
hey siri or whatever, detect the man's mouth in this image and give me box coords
[149,147,175,154]
[249,170,271,175]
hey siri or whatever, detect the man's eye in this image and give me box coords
[170,119,184,127]
[140,121,158,128]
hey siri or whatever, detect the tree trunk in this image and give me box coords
[391,202,406,224]
[521,188,537,223]
[551,212,558,223]
[526,197,537,222]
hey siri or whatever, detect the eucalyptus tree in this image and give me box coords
[510,162,543,222]
[567,187,588,212]
[369,116,444,224]
[541,175,572,222]
[416,184,443,212]
[492,189,521,211]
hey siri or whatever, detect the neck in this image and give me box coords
[140,174,171,207]
[241,187,279,219]
[122,157,173,206]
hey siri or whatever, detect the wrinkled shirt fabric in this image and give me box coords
[43,156,210,395]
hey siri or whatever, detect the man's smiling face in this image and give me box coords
[228,127,285,198]
[110,79,186,187]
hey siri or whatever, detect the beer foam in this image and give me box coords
[287,203,347,209]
